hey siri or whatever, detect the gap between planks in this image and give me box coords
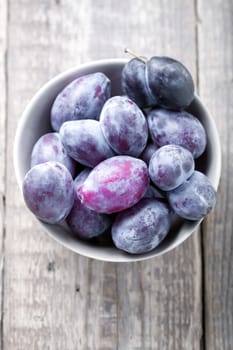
[0,0,9,349]
[194,0,206,348]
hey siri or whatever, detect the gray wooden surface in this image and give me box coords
[0,0,232,349]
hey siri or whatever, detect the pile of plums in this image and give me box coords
[22,53,216,255]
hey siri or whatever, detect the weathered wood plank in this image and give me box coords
[198,0,233,349]
[115,235,202,350]
[0,0,7,348]
[3,0,202,349]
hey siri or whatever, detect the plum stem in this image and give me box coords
[124,48,147,64]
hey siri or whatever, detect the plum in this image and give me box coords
[147,108,207,158]
[51,72,111,131]
[31,132,76,177]
[121,58,156,108]
[149,144,194,191]
[112,198,171,254]
[66,169,111,239]
[167,171,216,221]
[77,156,149,213]
[122,51,194,110]
[100,96,148,157]
[60,119,115,167]
[146,56,194,110]
[22,162,75,224]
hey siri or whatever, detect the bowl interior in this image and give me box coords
[14,59,221,262]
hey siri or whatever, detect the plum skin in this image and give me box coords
[146,56,194,110]
[50,72,111,131]
[112,198,171,254]
[66,169,111,239]
[59,119,115,168]
[121,58,156,108]
[149,144,195,191]
[121,56,194,110]
[167,171,216,221]
[147,108,207,159]
[100,96,148,157]
[140,142,159,164]
[77,156,149,214]
[22,161,75,224]
[30,132,76,177]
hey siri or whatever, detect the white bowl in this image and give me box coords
[13,58,221,262]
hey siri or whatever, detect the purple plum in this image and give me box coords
[100,96,148,157]
[60,119,115,167]
[112,198,171,254]
[77,156,149,213]
[31,132,76,177]
[22,162,75,224]
[51,72,111,131]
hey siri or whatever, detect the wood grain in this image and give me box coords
[0,0,7,348]
[3,0,202,349]
[198,0,233,349]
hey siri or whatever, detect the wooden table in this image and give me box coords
[0,0,232,349]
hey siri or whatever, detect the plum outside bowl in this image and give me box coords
[13,58,221,262]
